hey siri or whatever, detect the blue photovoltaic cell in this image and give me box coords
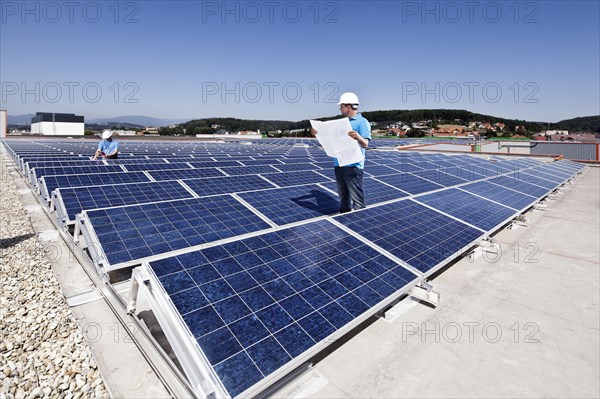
[487,176,551,198]
[183,175,275,197]
[526,169,568,184]
[437,166,487,182]
[552,160,585,174]
[539,162,576,176]
[411,169,468,187]
[509,171,560,190]
[376,173,444,195]
[147,168,226,181]
[427,160,457,168]
[364,165,399,177]
[463,164,509,179]
[387,163,424,173]
[260,170,333,187]
[320,177,409,206]
[335,199,483,273]
[42,171,151,198]
[220,165,279,176]
[85,195,271,267]
[33,165,124,182]
[59,180,194,221]
[238,184,339,225]
[148,219,418,397]
[458,181,536,211]
[27,160,104,170]
[411,161,441,171]
[123,162,193,171]
[239,159,283,166]
[269,163,319,173]
[415,188,517,231]
[536,166,571,180]
[189,161,243,168]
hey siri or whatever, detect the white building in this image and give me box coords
[31,112,84,135]
[0,110,6,138]
[112,130,137,136]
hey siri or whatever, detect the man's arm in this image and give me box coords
[348,131,369,148]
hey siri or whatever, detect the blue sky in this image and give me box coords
[1,0,598,122]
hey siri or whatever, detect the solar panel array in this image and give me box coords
[1,137,586,398]
[148,219,420,397]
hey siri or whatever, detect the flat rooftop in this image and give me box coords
[3,142,598,398]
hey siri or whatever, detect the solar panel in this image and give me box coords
[183,175,276,197]
[411,161,442,170]
[145,219,419,397]
[80,196,272,270]
[26,160,104,171]
[487,175,551,198]
[434,165,487,182]
[414,188,517,231]
[32,165,124,185]
[364,165,400,177]
[269,163,319,173]
[219,165,279,176]
[387,163,424,173]
[40,171,151,201]
[260,170,333,187]
[189,161,244,168]
[539,165,573,179]
[334,199,483,274]
[509,171,561,191]
[237,185,339,226]
[239,159,283,166]
[553,160,585,173]
[123,162,193,171]
[56,180,195,224]
[410,169,468,187]
[147,168,226,181]
[458,181,537,211]
[526,169,569,184]
[376,173,445,195]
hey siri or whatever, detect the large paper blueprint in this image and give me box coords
[310,118,364,166]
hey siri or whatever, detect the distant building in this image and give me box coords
[494,122,506,131]
[545,130,569,136]
[111,130,137,136]
[30,112,84,135]
[0,110,6,138]
[144,126,160,134]
[567,133,598,142]
[387,128,406,137]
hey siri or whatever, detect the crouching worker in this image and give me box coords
[94,130,119,160]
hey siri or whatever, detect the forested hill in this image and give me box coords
[161,111,599,135]
[553,115,600,133]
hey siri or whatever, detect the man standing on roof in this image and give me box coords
[311,92,371,213]
[93,130,120,160]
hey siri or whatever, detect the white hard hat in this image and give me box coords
[101,130,113,139]
[337,92,359,105]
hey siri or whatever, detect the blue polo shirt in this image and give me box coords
[334,113,371,169]
[98,139,119,156]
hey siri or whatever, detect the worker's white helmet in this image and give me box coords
[337,92,359,105]
[101,130,113,139]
